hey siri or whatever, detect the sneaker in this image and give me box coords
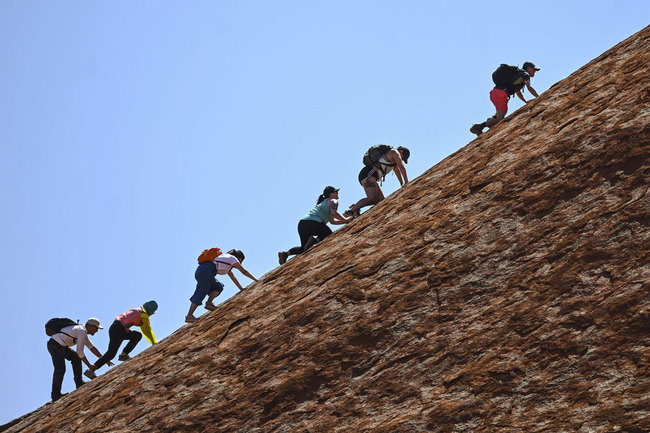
[278,251,288,265]
[83,369,97,379]
[52,393,67,402]
[185,314,198,323]
[118,353,130,362]
[344,207,360,218]
[470,124,483,136]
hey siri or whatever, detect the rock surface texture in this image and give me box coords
[4,26,649,433]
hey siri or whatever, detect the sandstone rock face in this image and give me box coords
[4,26,649,433]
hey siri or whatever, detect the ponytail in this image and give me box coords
[316,194,326,204]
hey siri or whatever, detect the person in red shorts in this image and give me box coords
[470,62,540,136]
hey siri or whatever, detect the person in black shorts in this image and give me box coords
[345,146,409,218]
[344,166,385,218]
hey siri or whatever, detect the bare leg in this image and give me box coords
[187,303,199,317]
[350,177,384,213]
[485,110,506,128]
[205,290,220,309]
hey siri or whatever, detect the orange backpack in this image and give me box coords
[198,247,222,264]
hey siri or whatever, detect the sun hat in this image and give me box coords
[86,318,103,329]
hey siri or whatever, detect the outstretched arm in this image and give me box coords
[516,89,527,103]
[329,198,351,224]
[231,263,258,285]
[139,314,156,344]
[331,212,351,225]
[526,81,539,98]
[228,271,245,290]
[89,346,114,366]
[394,165,408,186]
[387,149,408,186]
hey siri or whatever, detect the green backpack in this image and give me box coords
[363,144,394,168]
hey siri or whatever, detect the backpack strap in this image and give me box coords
[373,155,397,182]
[57,331,77,344]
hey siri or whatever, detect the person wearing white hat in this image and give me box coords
[47,318,111,401]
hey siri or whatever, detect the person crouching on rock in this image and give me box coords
[84,300,158,379]
[345,146,409,218]
[186,249,258,323]
[470,62,540,136]
[278,186,352,265]
[47,318,108,401]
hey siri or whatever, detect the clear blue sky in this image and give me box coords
[1,0,647,424]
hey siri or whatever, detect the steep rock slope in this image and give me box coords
[4,26,649,433]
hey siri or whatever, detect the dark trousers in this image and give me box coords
[94,320,142,369]
[48,338,84,398]
[288,219,332,255]
[191,261,224,305]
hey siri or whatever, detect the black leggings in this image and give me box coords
[94,320,142,369]
[288,219,332,255]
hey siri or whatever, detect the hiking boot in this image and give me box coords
[185,314,199,323]
[83,369,97,379]
[470,124,483,136]
[118,353,130,362]
[278,251,288,265]
[52,393,67,402]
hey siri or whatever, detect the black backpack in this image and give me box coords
[363,144,393,168]
[45,318,77,337]
[492,64,521,87]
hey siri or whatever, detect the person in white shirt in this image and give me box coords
[47,318,111,401]
[185,249,258,323]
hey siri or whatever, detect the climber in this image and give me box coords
[47,318,109,401]
[278,186,352,265]
[344,145,409,218]
[470,62,540,136]
[84,301,158,379]
[186,249,258,323]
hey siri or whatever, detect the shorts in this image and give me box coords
[358,166,378,185]
[490,88,509,112]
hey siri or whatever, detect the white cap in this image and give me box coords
[86,318,103,329]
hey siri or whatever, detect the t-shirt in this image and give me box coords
[302,198,335,224]
[116,307,156,344]
[50,324,95,359]
[213,253,240,275]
